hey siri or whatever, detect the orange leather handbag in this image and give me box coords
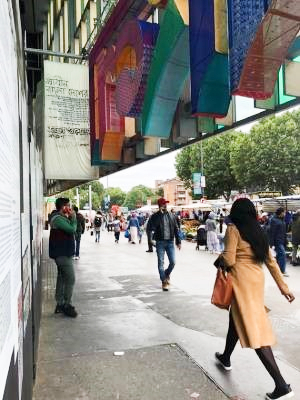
[211,268,232,309]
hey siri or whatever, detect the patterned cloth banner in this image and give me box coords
[189,0,230,117]
[141,0,190,137]
[44,61,99,180]
[228,0,269,95]
[232,0,300,99]
[116,20,159,117]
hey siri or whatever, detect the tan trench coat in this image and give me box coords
[221,224,290,349]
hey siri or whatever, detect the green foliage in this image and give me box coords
[104,187,126,206]
[155,187,164,197]
[230,111,300,195]
[175,132,242,200]
[60,180,105,210]
[175,110,300,198]
[123,185,159,210]
[175,147,193,189]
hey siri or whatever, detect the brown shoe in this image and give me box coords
[165,274,170,285]
[162,280,169,291]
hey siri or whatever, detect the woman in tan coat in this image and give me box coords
[215,199,295,400]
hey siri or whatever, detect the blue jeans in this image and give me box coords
[95,230,100,242]
[275,244,286,273]
[156,240,175,282]
[75,237,81,257]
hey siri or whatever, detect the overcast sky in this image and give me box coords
[99,150,180,191]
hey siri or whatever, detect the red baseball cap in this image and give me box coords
[157,197,169,206]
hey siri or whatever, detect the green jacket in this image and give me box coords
[49,212,77,259]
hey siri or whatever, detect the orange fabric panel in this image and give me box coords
[101,131,125,161]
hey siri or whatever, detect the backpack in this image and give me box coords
[94,216,102,227]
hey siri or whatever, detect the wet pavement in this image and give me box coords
[33,229,300,400]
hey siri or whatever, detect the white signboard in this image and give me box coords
[44,60,99,180]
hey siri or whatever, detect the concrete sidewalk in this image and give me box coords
[33,230,300,400]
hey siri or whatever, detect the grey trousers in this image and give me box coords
[55,256,75,305]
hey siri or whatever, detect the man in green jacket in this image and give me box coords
[49,197,78,317]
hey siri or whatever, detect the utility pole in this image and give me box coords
[89,185,92,221]
[76,187,80,208]
[200,141,205,197]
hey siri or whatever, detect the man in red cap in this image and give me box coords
[148,198,182,291]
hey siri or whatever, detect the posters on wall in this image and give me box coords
[18,289,23,400]
[44,60,99,180]
[0,1,22,398]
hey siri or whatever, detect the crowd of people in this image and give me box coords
[48,197,297,400]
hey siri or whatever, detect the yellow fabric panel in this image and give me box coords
[125,117,136,138]
[148,0,163,5]
[174,0,189,25]
[214,0,228,54]
[101,132,124,161]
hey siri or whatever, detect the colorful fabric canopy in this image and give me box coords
[116,20,159,117]
[228,0,269,95]
[189,0,231,117]
[232,0,300,99]
[141,0,190,137]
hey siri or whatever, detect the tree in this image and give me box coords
[230,111,300,194]
[175,132,243,200]
[104,187,126,206]
[123,185,155,210]
[58,188,78,207]
[60,181,105,210]
[175,146,194,189]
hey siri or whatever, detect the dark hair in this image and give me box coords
[276,207,285,216]
[73,206,78,213]
[229,198,269,262]
[55,197,69,211]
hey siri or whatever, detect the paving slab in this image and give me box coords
[34,230,300,400]
[34,344,229,400]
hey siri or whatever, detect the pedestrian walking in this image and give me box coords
[107,212,114,232]
[127,213,140,244]
[291,210,300,266]
[113,215,121,243]
[214,199,295,400]
[205,212,219,253]
[145,214,154,252]
[49,197,78,318]
[93,211,103,243]
[150,198,181,291]
[73,206,85,259]
[269,207,289,276]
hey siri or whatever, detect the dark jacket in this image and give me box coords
[49,212,77,259]
[269,216,286,247]
[75,212,85,239]
[150,211,181,245]
[291,214,300,245]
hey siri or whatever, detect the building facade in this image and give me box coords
[157,178,192,206]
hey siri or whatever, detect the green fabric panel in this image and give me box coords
[141,0,188,137]
[197,117,216,134]
[279,66,295,105]
[196,52,230,117]
[255,81,279,110]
